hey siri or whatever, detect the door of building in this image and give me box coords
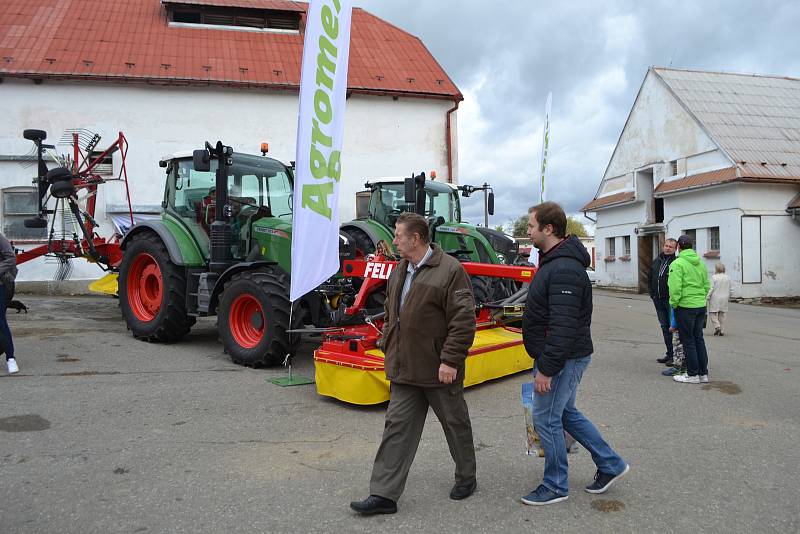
[637,235,654,293]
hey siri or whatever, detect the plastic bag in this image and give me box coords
[522,382,579,456]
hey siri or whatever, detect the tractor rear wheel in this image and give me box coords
[341,227,376,259]
[119,232,195,342]
[470,275,493,305]
[217,267,299,367]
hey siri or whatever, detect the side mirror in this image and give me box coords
[193,149,211,172]
[488,192,495,215]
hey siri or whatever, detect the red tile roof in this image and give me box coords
[0,0,462,100]
[654,167,738,195]
[581,191,635,212]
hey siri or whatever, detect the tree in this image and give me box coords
[567,216,588,237]
[513,215,529,237]
[513,213,587,237]
[494,224,506,233]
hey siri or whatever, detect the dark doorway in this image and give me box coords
[637,235,654,294]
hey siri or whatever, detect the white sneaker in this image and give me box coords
[673,373,700,384]
[7,358,19,374]
[699,375,709,383]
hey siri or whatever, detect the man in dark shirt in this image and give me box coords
[520,202,628,505]
[651,238,677,365]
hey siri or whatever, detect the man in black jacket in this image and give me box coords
[650,239,677,365]
[520,202,628,506]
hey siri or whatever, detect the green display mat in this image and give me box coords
[269,375,315,386]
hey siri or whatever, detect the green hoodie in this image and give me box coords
[668,248,711,309]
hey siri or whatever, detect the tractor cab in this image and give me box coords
[161,151,293,266]
[365,178,460,229]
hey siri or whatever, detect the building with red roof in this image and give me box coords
[581,67,800,299]
[0,0,463,283]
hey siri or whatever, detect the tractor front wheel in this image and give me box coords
[119,232,195,342]
[218,267,299,367]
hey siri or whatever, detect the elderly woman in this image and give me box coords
[707,262,732,336]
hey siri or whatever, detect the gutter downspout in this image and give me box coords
[446,100,460,183]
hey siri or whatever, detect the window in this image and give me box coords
[682,229,697,245]
[623,236,631,256]
[167,5,301,31]
[2,187,47,240]
[89,151,113,176]
[709,227,720,250]
[606,237,616,257]
[669,159,678,176]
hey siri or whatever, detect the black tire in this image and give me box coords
[470,275,493,305]
[341,227,376,259]
[119,232,195,342]
[217,267,300,367]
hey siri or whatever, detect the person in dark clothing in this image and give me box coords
[0,232,18,374]
[651,238,677,364]
[519,202,628,506]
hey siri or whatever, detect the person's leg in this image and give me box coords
[531,361,575,495]
[0,284,13,362]
[675,307,699,377]
[694,307,709,376]
[561,356,627,476]
[427,383,476,487]
[369,383,429,501]
[653,299,673,359]
[719,311,726,335]
[709,312,721,333]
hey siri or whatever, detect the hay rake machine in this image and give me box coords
[14,128,133,279]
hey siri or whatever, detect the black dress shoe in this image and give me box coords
[450,480,477,500]
[350,495,397,515]
[656,356,670,364]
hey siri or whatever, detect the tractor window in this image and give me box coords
[172,161,216,218]
[266,171,292,219]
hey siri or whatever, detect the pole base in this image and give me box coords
[269,375,314,387]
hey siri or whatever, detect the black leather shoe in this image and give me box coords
[450,480,477,500]
[350,495,397,515]
[656,356,671,364]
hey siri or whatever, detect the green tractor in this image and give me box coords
[118,141,348,366]
[340,173,519,302]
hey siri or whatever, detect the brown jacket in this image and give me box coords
[382,244,476,387]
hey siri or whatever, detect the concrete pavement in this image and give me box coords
[1,290,798,533]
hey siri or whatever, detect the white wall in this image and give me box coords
[0,79,457,281]
[662,183,800,298]
[594,201,643,287]
[603,70,722,183]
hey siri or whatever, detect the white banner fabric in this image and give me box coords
[290,0,353,302]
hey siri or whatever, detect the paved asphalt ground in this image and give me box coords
[1,289,798,533]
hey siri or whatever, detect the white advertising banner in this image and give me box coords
[290,0,353,302]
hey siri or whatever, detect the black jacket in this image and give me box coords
[522,235,593,377]
[650,253,674,300]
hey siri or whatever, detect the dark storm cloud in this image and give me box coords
[355,0,800,229]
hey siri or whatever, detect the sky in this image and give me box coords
[353,0,800,233]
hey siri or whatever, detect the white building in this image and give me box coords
[582,67,800,299]
[0,0,462,282]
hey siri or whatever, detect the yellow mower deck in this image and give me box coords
[314,324,531,405]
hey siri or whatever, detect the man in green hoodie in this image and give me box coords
[668,234,711,384]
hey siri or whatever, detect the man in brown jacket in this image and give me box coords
[350,212,477,515]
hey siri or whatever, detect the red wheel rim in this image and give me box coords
[127,253,163,322]
[229,294,265,349]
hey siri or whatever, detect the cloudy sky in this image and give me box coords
[354,0,800,232]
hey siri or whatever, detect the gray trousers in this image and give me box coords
[369,381,476,502]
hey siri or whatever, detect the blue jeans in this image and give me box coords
[532,356,626,495]
[674,306,708,377]
[652,298,673,359]
[0,284,14,360]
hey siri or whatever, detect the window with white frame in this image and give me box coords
[709,226,720,250]
[2,187,46,240]
[623,235,631,256]
[606,237,616,257]
[89,151,113,176]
